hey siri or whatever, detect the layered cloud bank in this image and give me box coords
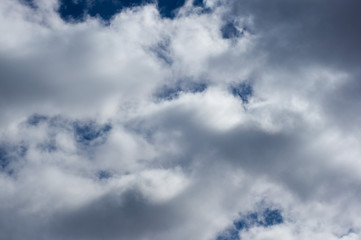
[1,0,361,239]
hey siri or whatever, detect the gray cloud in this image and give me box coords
[50,190,183,240]
[229,0,361,69]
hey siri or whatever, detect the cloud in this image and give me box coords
[0,0,361,239]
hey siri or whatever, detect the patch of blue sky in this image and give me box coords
[231,81,253,104]
[27,114,48,126]
[0,146,8,169]
[155,81,207,101]
[58,0,88,22]
[193,0,204,7]
[27,114,112,148]
[216,228,240,240]
[0,144,27,175]
[73,121,112,146]
[263,208,283,226]
[27,114,72,131]
[221,22,242,40]
[235,209,283,230]
[216,208,283,240]
[19,0,213,22]
[97,170,112,180]
[157,0,185,18]
[57,0,155,22]
[233,212,258,231]
[150,38,173,65]
[56,0,187,22]
[156,85,183,101]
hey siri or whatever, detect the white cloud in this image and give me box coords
[0,0,361,239]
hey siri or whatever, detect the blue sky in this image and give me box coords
[57,0,187,20]
[0,0,361,239]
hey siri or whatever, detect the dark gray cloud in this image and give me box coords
[229,0,361,70]
[50,190,183,240]
[228,0,361,131]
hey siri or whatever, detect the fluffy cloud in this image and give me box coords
[0,0,361,239]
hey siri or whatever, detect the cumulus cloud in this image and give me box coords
[0,0,361,239]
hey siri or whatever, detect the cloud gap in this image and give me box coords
[0,143,27,175]
[73,121,112,146]
[155,81,208,101]
[27,114,48,127]
[221,22,242,39]
[230,81,253,104]
[97,170,112,180]
[217,208,284,240]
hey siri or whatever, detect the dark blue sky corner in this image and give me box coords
[57,0,154,23]
[56,0,189,23]
[58,0,88,22]
[19,0,205,22]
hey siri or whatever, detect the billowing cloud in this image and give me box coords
[0,0,361,239]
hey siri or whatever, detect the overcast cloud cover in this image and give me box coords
[1,0,361,239]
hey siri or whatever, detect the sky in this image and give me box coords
[0,0,361,239]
